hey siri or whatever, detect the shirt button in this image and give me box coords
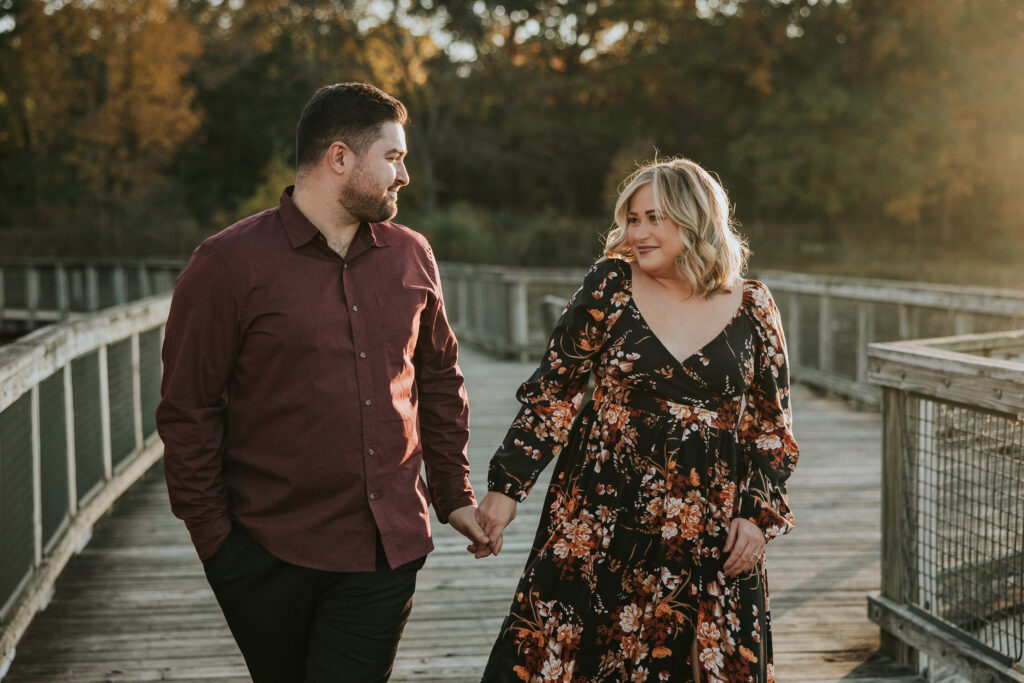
[368,448,374,456]
[359,351,366,358]
[352,304,359,312]
[365,399,372,406]
[369,491,380,500]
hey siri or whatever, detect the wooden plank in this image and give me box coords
[869,595,1024,683]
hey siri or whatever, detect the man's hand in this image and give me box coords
[473,491,518,557]
[447,505,492,559]
[722,517,766,577]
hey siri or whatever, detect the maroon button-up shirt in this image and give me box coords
[157,187,474,571]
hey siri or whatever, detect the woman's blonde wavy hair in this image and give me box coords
[604,156,749,298]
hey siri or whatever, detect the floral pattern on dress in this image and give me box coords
[482,258,799,683]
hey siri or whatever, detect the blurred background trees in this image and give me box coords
[1,0,1023,282]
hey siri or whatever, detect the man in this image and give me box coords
[156,82,489,682]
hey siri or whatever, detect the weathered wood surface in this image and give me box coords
[4,348,921,682]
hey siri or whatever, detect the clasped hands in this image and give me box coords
[451,492,764,570]
[446,492,517,559]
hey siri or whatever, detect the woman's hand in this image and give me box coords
[722,517,766,577]
[471,491,518,557]
[447,505,493,559]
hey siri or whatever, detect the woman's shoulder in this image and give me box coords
[570,257,630,310]
[582,257,631,289]
[741,278,777,310]
[740,279,785,337]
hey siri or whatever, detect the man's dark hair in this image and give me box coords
[295,82,408,170]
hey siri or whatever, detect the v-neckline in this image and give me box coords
[625,265,748,367]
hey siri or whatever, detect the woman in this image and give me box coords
[474,157,799,683]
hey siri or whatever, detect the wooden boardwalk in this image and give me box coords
[3,347,921,682]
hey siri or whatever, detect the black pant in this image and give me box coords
[203,524,424,683]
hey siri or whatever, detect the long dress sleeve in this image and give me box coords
[488,260,627,501]
[736,282,799,541]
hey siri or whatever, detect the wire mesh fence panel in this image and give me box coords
[900,394,1024,663]
[912,307,958,340]
[969,313,1023,335]
[107,339,136,468]
[39,370,69,547]
[124,267,144,302]
[794,293,820,372]
[36,266,57,310]
[139,327,162,439]
[72,352,104,501]
[0,393,35,616]
[482,280,508,347]
[97,267,117,308]
[3,266,27,309]
[148,268,178,295]
[871,302,903,343]
[830,298,859,379]
[67,268,88,311]
[526,281,577,351]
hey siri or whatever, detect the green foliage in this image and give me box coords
[212,154,297,231]
[1,0,1023,264]
[405,203,606,267]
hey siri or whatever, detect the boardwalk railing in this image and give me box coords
[760,271,1024,405]
[0,259,181,336]
[0,294,170,677]
[868,331,1024,682]
[2,260,1023,679]
[440,263,584,361]
[441,263,1024,404]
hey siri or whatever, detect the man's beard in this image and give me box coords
[340,167,398,223]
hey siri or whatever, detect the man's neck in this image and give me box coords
[292,179,361,255]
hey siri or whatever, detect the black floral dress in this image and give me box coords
[481,258,799,683]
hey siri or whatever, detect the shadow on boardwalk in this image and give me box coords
[4,348,921,682]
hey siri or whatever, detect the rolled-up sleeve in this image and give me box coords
[156,244,241,560]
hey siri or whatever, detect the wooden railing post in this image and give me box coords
[30,386,42,568]
[786,292,801,371]
[878,386,919,670]
[55,265,69,316]
[85,266,100,312]
[856,302,871,386]
[26,267,40,329]
[509,276,530,362]
[98,345,112,482]
[818,295,832,376]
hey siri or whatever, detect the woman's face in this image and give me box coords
[626,183,686,279]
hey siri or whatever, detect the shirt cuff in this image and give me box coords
[186,516,234,561]
[737,490,794,542]
[487,462,531,502]
[432,487,476,524]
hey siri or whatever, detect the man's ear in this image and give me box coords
[326,141,353,175]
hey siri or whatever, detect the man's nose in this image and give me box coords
[396,161,410,187]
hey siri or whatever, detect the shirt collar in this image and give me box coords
[278,186,391,251]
